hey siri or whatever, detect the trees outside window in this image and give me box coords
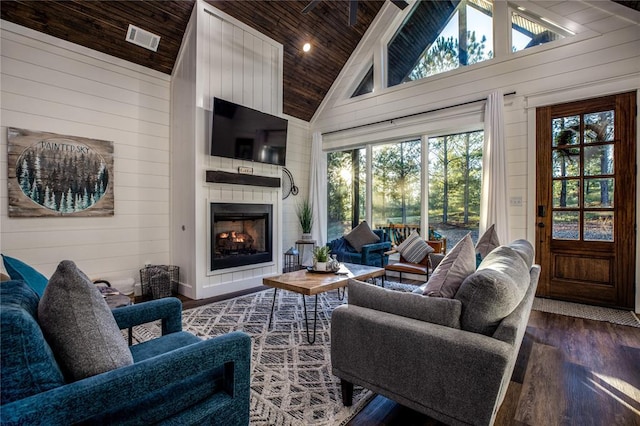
[326,131,483,248]
[428,131,483,247]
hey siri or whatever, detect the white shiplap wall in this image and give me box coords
[172,1,310,300]
[0,21,171,286]
[312,1,640,309]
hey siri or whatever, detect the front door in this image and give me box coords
[535,92,636,309]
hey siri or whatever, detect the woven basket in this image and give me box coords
[140,265,180,299]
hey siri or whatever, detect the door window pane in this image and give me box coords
[584,212,614,242]
[553,211,580,240]
[553,179,580,208]
[584,178,614,208]
[372,140,422,233]
[552,115,580,146]
[552,148,580,177]
[584,110,614,143]
[584,145,614,176]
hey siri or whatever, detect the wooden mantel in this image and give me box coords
[206,170,281,188]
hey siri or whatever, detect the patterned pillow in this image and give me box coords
[2,254,49,297]
[396,230,434,263]
[38,260,133,382]
[344,221,379,252]
[420,234,476,298]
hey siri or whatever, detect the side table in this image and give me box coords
[295,239,316,267]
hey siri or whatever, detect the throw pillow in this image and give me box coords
[475,224,500,260]
[344,221,379,252]
[396,230,434,264]
[455,245,531,336]
[419,233,476,298]
[2,254,49,297]
[38,260,133,382]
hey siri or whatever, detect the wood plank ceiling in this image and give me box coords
[1,1,637,121]
[0,0,384,122]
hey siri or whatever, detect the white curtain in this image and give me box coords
[309,131,327,246]
[480,89,509,243]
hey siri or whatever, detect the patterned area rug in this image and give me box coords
[532,297,640,328]
[131,289,373,426]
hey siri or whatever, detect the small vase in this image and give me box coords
[315,261,327,271]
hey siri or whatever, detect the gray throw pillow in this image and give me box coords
[420,234,476,298]
[344,221,379,252]
[455,246,530,335]
[396,230,434,263]
[38,260,133,382]
[475,224,500,259]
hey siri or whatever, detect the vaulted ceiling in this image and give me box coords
[0,0,385,122]
[1,1,637,122]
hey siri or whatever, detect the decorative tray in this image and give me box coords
[306,266,338,274]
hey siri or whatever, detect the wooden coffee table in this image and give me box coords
[263,263,385,344]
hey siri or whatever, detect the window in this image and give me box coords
[351,64,374,98]
[428,131,483,247]
[511,7,568,52]
[326,131,484,249]
[327,149,366,241]
[388,0,493,87]
[372,140,422,230]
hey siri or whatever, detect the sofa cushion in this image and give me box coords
[348,279,461,328]
[344,221,380,252]
[455,245,530,335]
[2,254,49,297]
[38,260,133,382]
[1,280,65,404]
[396,230,434,263]
[475,224,500,259]
[418,234,476,298]
[509,239,535,268]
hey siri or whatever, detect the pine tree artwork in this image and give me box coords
[7,128,114,217]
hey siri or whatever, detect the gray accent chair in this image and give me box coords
[331,239,540,426]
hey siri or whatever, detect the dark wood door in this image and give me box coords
[535,92,636,309]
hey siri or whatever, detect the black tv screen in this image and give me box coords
[211,97,288,166]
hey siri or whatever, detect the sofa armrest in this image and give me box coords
[331,306,512,426]
[112,297,182,335]
[0,331,251,425]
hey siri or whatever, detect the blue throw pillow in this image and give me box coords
[2,254,49,297]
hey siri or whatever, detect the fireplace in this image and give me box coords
[210,203,273,270]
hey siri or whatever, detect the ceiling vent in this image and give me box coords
[126,24,160,52]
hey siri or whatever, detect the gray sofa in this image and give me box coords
[331,239,540,426]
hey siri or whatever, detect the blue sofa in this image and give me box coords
[327,229,392,267]
[0,279,251,425]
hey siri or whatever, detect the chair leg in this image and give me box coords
[341,379,354,406]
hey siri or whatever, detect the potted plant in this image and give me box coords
[313,246,330,271]
[296,199,314,239]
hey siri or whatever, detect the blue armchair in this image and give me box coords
[327,229,391,267]
[1,279,251,425]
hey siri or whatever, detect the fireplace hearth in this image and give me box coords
[210,203,273,270]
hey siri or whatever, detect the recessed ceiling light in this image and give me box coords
[303,43,311,52]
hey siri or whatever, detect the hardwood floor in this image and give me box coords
[347,310,640,425]
[162,285,640,425]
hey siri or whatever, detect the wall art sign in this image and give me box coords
[7,128,114,217]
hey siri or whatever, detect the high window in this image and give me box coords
[387,0,493,87]
[510,6,568,52]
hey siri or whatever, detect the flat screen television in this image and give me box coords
[211,97,288,166]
